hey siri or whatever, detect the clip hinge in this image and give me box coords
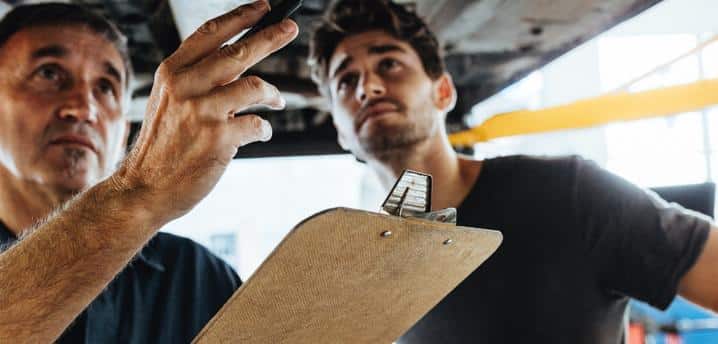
[381,170,457,224]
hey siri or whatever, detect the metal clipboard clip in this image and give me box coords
[381,170,457,224]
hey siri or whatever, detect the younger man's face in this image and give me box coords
[327,30,451,160]
[0,24,129,193]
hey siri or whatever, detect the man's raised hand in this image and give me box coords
[114,0,298,224]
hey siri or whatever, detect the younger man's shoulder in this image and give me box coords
[483,154,591,177]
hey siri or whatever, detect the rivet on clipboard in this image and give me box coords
[381,170,457,225]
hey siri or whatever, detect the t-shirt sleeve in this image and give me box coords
[571,157,712,309]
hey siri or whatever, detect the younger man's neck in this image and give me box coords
[368,133,482,210]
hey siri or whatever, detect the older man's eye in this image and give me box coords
[30,64,68,91]
[34,64,64,82]
[97,79,117,97]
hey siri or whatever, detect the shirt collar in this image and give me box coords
[0,220,16,250]
[0,219,164,272]
[136,235,166,272]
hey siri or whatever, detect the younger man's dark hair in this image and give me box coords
[309,0,445,93]
[0,2,132,89]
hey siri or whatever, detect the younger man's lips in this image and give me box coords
[358,101,400,128]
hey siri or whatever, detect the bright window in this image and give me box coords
[161,155,382,278]
[599,34,712,187]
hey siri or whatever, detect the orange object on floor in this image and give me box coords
[628,323,645,344]
[666,333,683,344]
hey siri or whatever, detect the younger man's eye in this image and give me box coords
[338,73,358,91]
[379,58,401,72]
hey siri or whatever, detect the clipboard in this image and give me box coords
[192,172,502,343]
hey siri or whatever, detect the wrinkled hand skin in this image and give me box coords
[113,0,298,224]
[0,3,298,343]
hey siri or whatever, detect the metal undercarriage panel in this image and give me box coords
[1,0,663,157]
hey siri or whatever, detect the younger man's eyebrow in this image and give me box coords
[331,44,406,79]
[367,44,406,55]
[332,56,354,80]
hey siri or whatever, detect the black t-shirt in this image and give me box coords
[397,155,711,344]
[0,227,241,344]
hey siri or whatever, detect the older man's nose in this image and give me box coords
[58,88,98,124]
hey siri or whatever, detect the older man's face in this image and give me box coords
[0,24,129,193]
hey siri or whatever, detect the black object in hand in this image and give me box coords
[242,0,303,40]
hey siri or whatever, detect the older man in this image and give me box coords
[0,1,297,342]
[309,0,718,342]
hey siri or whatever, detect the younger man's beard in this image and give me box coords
[359,110,437,162]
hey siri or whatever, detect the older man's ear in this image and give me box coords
[124,121,131,148]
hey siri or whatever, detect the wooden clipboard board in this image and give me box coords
[193,207,502,343]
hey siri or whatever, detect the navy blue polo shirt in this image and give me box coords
[0,221,241,343]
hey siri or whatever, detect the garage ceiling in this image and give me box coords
[1,0,663,157]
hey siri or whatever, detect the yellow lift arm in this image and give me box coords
[449,78,718,147]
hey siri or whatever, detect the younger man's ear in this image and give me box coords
[432,73,457,113]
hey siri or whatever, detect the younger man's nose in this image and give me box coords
[356,73,386,103]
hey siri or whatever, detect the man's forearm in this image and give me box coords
[0,1,295,341]
[0,178,159,342]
